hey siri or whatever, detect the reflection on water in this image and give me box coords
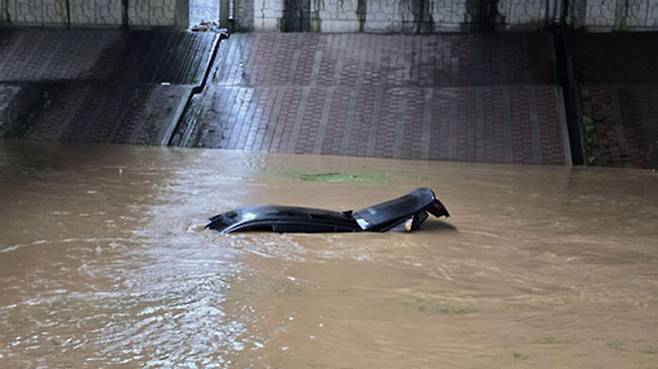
[1,141,657,368]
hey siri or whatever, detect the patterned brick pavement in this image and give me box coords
[570,33,658,169]
[213,33,557,87]
[190,33,571,164]
[0,29,120,82]
[0,29,216,84]
[583,86,658,168]
[21,84,191,145]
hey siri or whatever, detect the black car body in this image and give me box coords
[207,188,450,234]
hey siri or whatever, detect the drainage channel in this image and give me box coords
[167,31,228,147]
[552,29,585,165]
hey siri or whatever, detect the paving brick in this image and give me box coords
[0,28,218,146]
[14,84,190,145]
[198,85,568,164]
[587,86,658,169]
[198,32,569,165]
[570,32,658,169]
[213,33,556,87]
[0,29,216,85]
[570,32,658,86]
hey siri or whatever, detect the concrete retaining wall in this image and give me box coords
[2,0,656,31]
[582,0,658,30]
[232,0,658,32]
[0,0,189,28]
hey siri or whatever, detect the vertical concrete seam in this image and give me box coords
[356,0,366,32]
[3,0,11,23]
[65,0,71,28]
[122,0,129,27]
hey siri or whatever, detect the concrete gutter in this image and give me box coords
[166,31,226,146]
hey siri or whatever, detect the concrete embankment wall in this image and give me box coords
[231,0,658,32]
[0,0,189,28]
[2,0,657,32]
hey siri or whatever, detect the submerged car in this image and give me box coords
[206,187,450,234]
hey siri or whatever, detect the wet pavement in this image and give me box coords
[0,29,218,145]
[2,29,657,169]
[184,33,571,165]
[1,141,658,368]
[569,32,658,169]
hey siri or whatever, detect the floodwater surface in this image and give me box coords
[1,141,657,369]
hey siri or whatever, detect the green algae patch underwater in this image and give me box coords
[270,170,392,184]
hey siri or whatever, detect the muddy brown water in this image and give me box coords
[1,141,657,369]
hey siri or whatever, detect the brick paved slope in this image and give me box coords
[188,33,571,164]
[18,84,191,145]
[0,29,215,84]
[0,85,24,134]
[214,33,556,87]
[0,28,217,144]
[570,33,658,169]
[582,86,658,168]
